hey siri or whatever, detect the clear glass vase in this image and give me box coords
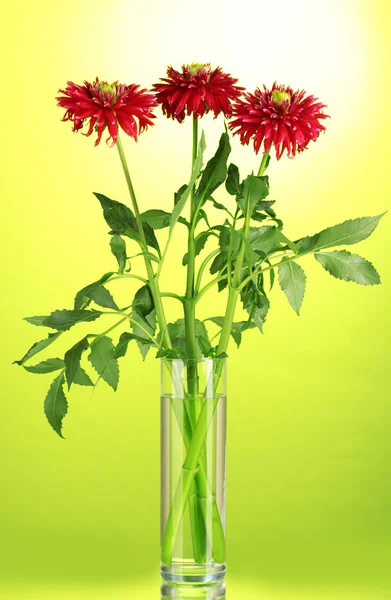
[161,358,227,584]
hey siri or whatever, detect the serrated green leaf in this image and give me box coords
[246,226,279,255]
[225,163,242,196]
[241,286,270,333]
[210,198,232,217]
[238,175,269,217]
[74,272,114,310]
[44,373,68,438]
[114,332,134,359]
[251,294,270,332]
[131,312,155,360]
[73,367,94,387]
[88,336,119,390]
[166,318,209,358]
[86,286,119,311]
[23,316,49,327]
[43,310,102,331]
[170,132,206,232]
[141,209,171,229]
[110,235,127,274]
[132,285,154,317]
[64,336,90,389]
[94,192,139,239]
[143,222,161,256]
[24,357,65,374]
[278,260,306,315]
[205,317,254,348]
[300,213,386,253]
[314,250,381,285]
[14,332,61,366]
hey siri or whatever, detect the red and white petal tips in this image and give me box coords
[229,82,329,159]
[152,63,244,123]
[56,78,157,146]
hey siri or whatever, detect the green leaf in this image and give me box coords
[210,251,228,275]
[86,286,119,311]
[225,163,242,196]
[141,209,171,229]
[278,260,306,315]
[114,332,134,359]
[14,332,61,366]
[170,132,206,232]
[64,336,90,389]
[247,226,297,257]
[88,336,119,390]
[174,184,188,206]
[314,250,381,285]
[143,222,161,256]
[43,310,102,331]
[110,235,127,274]
[44,373,68,438]
[131,311,155,360]
[94,193,139,239]
[247,226,280,255]
[300,213,386,253]
[210,198,232,217]
[24,357,65,374]
[205,317,254,348]
[132,285,154,317]
[241,285,270,333]
[269,266,275,290]
[196,132,231,202]
[23,316,49,327]
[251,294,270,332]
[73,367,93,387]
[238,175,269,217]
[167,319,209,357]
[74,272,114,310]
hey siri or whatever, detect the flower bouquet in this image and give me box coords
[15,63,384,583]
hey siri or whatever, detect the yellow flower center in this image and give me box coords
[187,62,212,76]
[98,82,118,104]
[272,89,291,111]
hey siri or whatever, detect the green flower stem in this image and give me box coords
[194,249,221,295]
[107,274,148,285]
[160,292,185,303]
[116,134,171,350]
[182,115,208,563]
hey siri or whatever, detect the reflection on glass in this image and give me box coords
[161,580,226,600]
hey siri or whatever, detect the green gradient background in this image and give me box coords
[1,0,390,598]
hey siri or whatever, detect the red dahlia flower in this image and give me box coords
[56,78,157,147]
[229,83,329,159]
[152,63,244,122]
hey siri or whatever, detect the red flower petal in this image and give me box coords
[56,78,157,146]
[152,63,244,122]
[229,83,329,159]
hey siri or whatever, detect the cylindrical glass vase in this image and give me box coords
[161,358,227,584]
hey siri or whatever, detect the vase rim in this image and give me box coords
[160,356,227,364]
